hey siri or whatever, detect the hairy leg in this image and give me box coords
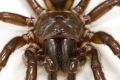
[73,0,90,14]
[0,12,35,27]
[27,0,44,16]
[0,31,34,70]
[84,0,120,24]
[67,58,78,80]
[44,56,57,80]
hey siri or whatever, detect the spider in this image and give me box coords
[0,0,120,80]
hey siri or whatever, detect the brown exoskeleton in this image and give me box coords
[0,0,120,80]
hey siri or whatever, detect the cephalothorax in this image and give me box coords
[0,0,120,80]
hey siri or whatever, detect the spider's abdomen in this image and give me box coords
[35,12,84,42]
[44,0,74,10]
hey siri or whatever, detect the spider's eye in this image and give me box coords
[44,0,74,11]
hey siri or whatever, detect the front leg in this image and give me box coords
[67,58,78,80]
[0,37,26,70]
[92,32,120,58]
[44,57,58,80]
[84,0,120,24]
[90,46,105,80]
[0,31,34,70]
[91,50,105,80]
[81,44,105,80]
[24,46,38,80]
[0,12,35,27]
[83,29,120,58]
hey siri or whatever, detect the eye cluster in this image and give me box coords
[53,23,65,35]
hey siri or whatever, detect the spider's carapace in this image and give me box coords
[35,12,84,42]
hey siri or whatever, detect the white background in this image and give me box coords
[0,0,120,80]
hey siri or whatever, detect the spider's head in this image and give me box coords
[44,0,74,11]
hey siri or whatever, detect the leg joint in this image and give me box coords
[26,17,35,26]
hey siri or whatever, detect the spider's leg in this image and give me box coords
[83,0,120,24]
[27,0,44,16]
[24,51,37,80]
[92,32,120,58]
[83,29,120,58]
[91,48,105,80]
[73,0,90,14]
[44,56,57,80]
[0,31,34,70]
[80,43,105,80]
[24,43,41,80]
[67,58,78,80]
[0,12,35,27]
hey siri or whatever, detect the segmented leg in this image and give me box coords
[90,47,105,80]
[81,43,105,80]
[24,43,41,80]
[27,0,44,16]
[84,0,120,24]
[92,32,120,58]
[83,29,120,58]
[0,31,34,70]
[25,53,37,80]
[67,58,78,80]
[44,57,57,80]
[73,0,90,14]
[0,12,35,26]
